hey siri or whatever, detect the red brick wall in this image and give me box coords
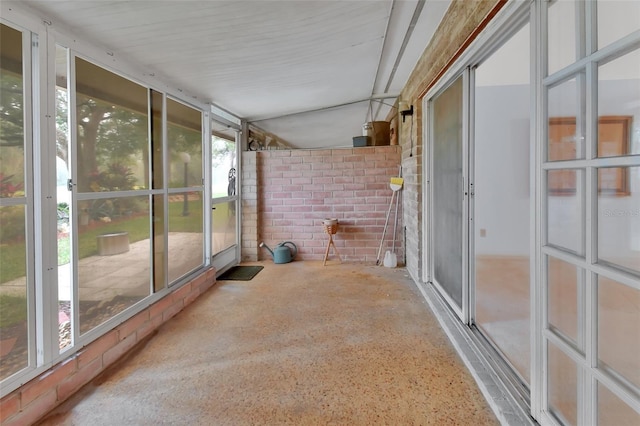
[0,269,216,426]
[252,146,404,263]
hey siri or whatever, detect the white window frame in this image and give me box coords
[0,1,242,398]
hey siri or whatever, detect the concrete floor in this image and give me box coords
[38,261,498,425]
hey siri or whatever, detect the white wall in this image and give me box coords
[474,84,530,256]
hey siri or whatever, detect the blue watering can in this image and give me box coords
[260,241,297,264]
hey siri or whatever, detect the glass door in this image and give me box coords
[428,74,468,320]
[210,119,239,271]
[472,22,532,386]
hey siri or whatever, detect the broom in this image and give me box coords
[376,170,404,265]
[388,174,403,266]
[390,176,404,191]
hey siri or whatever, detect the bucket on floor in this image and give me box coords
[383,250,397,268]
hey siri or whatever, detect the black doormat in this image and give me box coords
[218,265,264,281]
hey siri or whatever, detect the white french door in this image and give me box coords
[540,1,640,424]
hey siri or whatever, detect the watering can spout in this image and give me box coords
[259,242,274,257]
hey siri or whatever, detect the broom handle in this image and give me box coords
[376,190,396,264]
[391,165,402,254]
[392,188,399,254]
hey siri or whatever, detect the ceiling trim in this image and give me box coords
[383,0,426,95]
[370,0,396,98]
[210,103,242,129]
[248,93,400,123]
[373,0,426,120]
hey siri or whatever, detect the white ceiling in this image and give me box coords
[18,0,451,149]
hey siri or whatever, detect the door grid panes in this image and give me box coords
[543,2,640,424]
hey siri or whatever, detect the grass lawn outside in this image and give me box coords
[1,199,205,284]
[0,294,27,328]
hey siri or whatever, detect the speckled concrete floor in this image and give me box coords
[38,261,498,425]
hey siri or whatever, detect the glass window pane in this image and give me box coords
[548,77,585,161]
[597,275,640,389]
[598,382,640,426]
[0,24,25,198]
[432,77,464,308]
[152,194,165,292]
[55,45,69,205]
[56,44,72,351]
[0,205,28,380]
[474,22,531,384]
[548,256,580,345]
[598,166,639,274]
[167,99,202,189]
[548,343,578,426]
[151,90,164,189]
[597,49,640,158]
[77,196,150,334]
[548,0,577,75]
[168,191,203,283]
[597,1,640,51]
[75,58,149,192]
[58,222,71,351]
[211,135,236,199]
[0,23,29,381]
[547,169,584,255]
[212,200,237,255]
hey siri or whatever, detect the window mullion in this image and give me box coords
[68,50,80,348]
[27,27,43,369]
[203,112,212,265]
[583,27,599,422]
[36,25,62,366]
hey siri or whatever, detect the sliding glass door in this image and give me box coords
[429,76,467,319]
[428,20,532,385]
[472,22,531,385]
